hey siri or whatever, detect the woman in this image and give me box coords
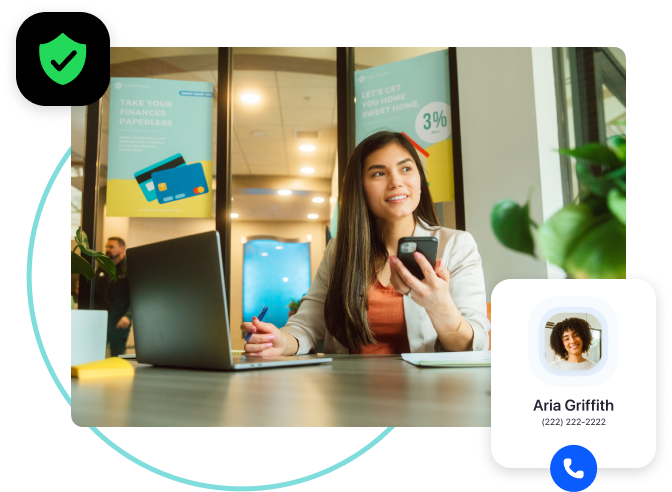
[549,318,597,370]
[243,131,490,355]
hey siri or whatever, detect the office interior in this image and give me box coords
[71,47,626,354]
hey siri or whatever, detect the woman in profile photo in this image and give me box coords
[549,317,596,370]
[242,130,490,355]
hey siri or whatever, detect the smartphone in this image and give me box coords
[397,236,439,280]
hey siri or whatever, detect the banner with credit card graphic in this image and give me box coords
[106,77,213,217]
[355,50,454,203]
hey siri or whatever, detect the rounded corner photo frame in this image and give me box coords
[538,306,608,377]
[528,296,618,387]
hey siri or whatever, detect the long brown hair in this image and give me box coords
[324,131,440,351]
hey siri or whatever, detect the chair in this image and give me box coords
[487,302,491,350]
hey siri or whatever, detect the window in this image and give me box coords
[554,47,626,203]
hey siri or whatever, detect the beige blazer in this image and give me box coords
[282,219,491,354]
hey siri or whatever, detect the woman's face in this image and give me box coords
[562,329,584,357]
[362,142,422,221]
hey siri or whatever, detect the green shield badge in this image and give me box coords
[39,33,87,85]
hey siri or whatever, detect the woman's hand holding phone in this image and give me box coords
[242,317,287,356]
[389,252,452,315]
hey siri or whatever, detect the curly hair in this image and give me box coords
[549,317,593,360]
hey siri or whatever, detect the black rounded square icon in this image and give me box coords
[17,12,110,106]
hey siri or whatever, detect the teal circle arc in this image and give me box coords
[27,147,394,491]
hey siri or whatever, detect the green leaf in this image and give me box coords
[614,178,626,193]
[75,226,82,243]
[74,226,107,257]
[576,162,617,198]
[71,251,95,280]
[537,204,602,267]
[602,166,626,181]
[607,188,626,225]
[491,198,536,257]
[95,255,117,282]
[558,143,622,168]
[581,194,610,217]
[607,135,626,163]
[564,218,626,279]
[79,247,106,258]
[75,227,89,249]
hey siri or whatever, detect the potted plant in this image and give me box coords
[288,293,307,319]
[71,227,117,365]
[491,129,625,279]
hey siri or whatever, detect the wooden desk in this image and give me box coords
[71,355,491,427]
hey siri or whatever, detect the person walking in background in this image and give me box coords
[94,237,132,357]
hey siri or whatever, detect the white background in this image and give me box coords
[491,280,656,468]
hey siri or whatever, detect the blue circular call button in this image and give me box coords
[550,445,598,491]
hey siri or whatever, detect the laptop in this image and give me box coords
[126,231,332,371]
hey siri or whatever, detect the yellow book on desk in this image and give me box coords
[71,357,134,380]
[401,352,491,367]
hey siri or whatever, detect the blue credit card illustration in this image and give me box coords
[134,154,186,202]
[152,162,209,204]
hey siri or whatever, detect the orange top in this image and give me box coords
[351,279,410,354]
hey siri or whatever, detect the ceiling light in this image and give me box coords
[307,214,319,219]
[278,190,291,195]
[261,252,268,256]
[251,131,267,137]
[275,246,283,250]
[300,167,315,174]
[312,197,325,203]
[283,277,289,282]
[230,213,239,218]
[300,144,315,152]
[241,93,260,103]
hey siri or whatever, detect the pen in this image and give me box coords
[245,306,268,343]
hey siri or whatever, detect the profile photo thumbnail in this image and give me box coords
[544,314,601,371]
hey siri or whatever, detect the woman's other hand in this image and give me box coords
[242,317,286,356]
[389,252,452,316]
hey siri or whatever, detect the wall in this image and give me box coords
[230,220,328,349]
[102,214,130,245]
[456,47,550,301]
[531,47,566,280]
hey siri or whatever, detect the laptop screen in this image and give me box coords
[127,231,233,370]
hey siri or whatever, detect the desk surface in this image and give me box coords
[71,355,491,427]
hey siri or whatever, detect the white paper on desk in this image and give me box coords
[401,351,491,367]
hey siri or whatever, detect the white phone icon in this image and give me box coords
[564,458,584,479]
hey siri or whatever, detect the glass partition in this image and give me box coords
[354,48,456,228]
[89,47,219,356]
[243,239,311,327]
[230,47,337,348]
[71,106,86,309]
